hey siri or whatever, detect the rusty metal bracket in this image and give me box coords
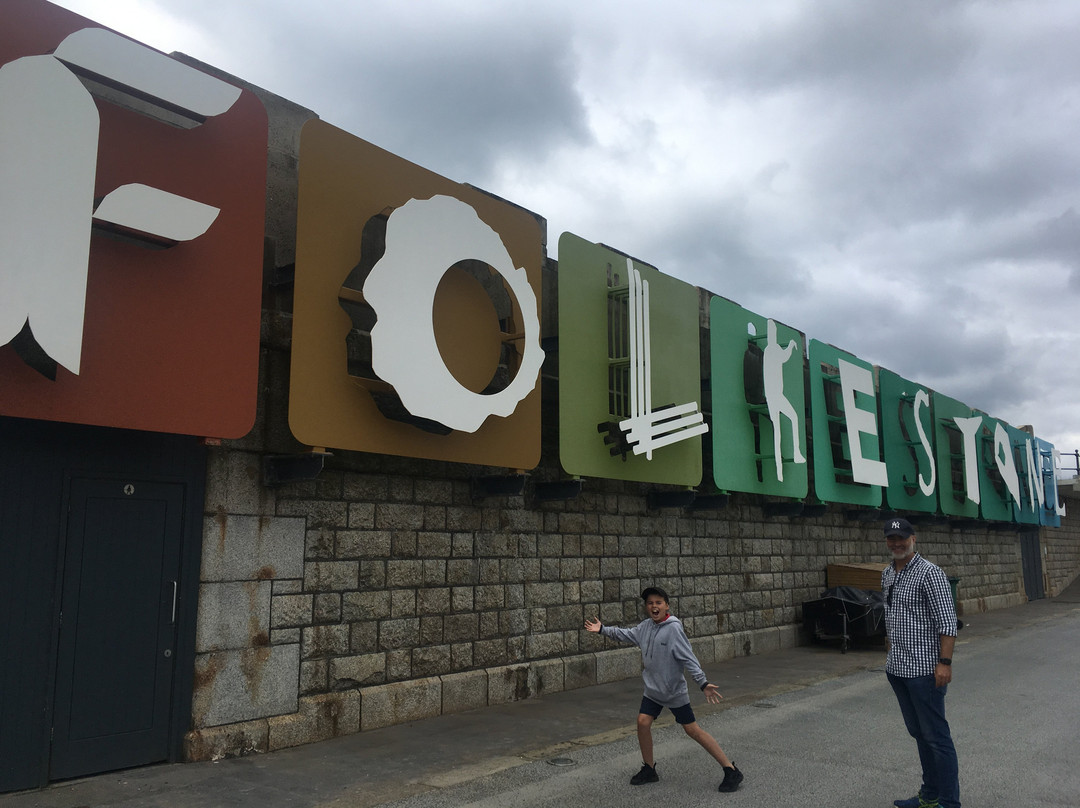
[262,451,328,487]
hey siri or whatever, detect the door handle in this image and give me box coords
[170,580,178,625]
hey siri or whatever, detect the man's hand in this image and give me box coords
[703,683,723,704]
[584,616,602,633]
[936,633,955,687]
[935,662,952,688]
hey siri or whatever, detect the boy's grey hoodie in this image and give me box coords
[600,614,708,708]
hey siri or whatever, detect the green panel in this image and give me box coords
[931,393,980,519]
[880,369,938,513]
[1036,437,1062,528]
[975,414,1016,523]
[557,233,704,485]
[807,340,883,507]
[710,297,807,497]
[1004,422,1040,525]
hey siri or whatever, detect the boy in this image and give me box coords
[585,586,744,792]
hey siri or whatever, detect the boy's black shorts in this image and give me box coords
[639,695,696,725]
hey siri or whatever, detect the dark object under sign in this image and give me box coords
[802,586,886,653]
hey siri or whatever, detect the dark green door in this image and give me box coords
[1019,529,1045,601]
[49,478,183,780]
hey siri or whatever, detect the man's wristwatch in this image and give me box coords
[938,657,952,666]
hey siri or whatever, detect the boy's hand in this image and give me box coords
[584,617,602,633]
[703,683,723,704]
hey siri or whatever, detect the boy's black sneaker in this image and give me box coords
[630,763,659,785]
[718,764,744,792]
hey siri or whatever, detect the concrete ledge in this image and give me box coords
[184,719,268,762]
[529,657,565,697]
[714,632,737,661]
[595,647,640,684]
[692,634,716,663]
[360,677,441,731]
[488,664,531,705]
[778,624,800,649]
[442,670,488,715]
[267,691,361,751]
[563,653,597,691]
[731,630,754,657]
[962,592,1026,615]
[750,626,781,654]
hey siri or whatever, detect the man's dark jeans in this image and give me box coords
[887,672,960,808]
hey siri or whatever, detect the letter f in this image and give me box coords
[0,28,242,376]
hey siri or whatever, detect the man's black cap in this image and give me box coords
[883,517,915,538]
[641,586,670,602]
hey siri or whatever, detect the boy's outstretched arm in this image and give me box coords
[586,617,638,644]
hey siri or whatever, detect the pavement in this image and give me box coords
[5,577,1080,808]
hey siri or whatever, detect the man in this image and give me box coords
[882,517,960,808]
[584,586,743,792]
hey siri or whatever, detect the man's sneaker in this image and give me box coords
[894,793,939,808]
[718,764,744,792]
[630,762,659,786]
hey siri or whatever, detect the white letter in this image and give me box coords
[994,423,1022,505]
[838,359,888,486]
[1052,448,1067,517]
[1024,439,1044,513]
[953,415,983,505]
[0,55,98,374]
[913,389,936,496]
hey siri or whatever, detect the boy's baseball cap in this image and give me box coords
[883,517,915,538]
[641,586,670,602]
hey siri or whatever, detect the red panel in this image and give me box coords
[0,0,267,438]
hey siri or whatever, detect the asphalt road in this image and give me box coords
[382,605,1080,808]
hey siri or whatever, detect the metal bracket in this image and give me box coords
[646,489,697,509]
[262,452,328,487]
[471,474,528,501]
[686,493,729,511]
[844,509,882,522]
[763,501,805,518]
[532,479,584,503]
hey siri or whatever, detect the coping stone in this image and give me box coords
[360,677,441,731]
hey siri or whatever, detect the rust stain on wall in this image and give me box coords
[192,654,225,727]
[245,580,270,646]
[240,645,273,702]
[319,697,343,736]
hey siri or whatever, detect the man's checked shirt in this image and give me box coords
[882,552,957,677]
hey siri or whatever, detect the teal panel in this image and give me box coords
[1004,423,1040,526]
[807,340,883,507]
[557,233,704,485]
[710,296,807,497]
[879,369,938,514]
[975,414,1017,523]
[1036,438,1062,528]
[931,393,980,519]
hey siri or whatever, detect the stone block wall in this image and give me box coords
[1043,484,1080,596]
[183,439,1075,761]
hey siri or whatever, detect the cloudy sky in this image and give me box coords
[50,0,1080,464]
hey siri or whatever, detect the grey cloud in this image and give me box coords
[55,0,1080,449]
